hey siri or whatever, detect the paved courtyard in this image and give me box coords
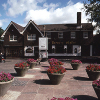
[0,59,99,100]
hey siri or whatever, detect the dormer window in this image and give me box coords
[46,32,51,39]
[27,34,36,40]
[58,32,63,38]
[9,35,17,41]
[83,32,88,39]
[71,32,76,39]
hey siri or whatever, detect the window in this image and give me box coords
[58,32,63,38]
[46,32,51,39]
[27,34,36,40]
[83,32,88,39]
[10,35,17,41]
[71,32,76,39]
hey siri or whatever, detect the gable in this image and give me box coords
[1,21,21,37]
[22,20,44,37]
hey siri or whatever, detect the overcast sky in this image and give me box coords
[0,0,96,34]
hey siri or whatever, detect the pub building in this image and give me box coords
[1,12,94,59]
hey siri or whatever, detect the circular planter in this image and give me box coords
[93,85,100,100]
[86,70,100,80]
[47,73,65,85]
[0,78,14,96]
[30,62,37,69]
[71,63,81,70]
[14,67,29,77]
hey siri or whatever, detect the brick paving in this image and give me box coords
[0,59,99,100]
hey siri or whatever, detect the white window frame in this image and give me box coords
[27,34,36,40]
[58,32,63,38]
[83,32,88,39]
[9,35,17,41]
[71,32,76,39]
[46,32,51,39]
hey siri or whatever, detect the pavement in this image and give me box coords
[0,59,99,100]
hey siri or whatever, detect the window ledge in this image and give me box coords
[9,40,17,42]
[27,39,36,41]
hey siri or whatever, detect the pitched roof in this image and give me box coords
[1,20,94,37]
[38,23,94,31]
[1,21,24,37]
[11,21,25,32]
[22,20,44,37]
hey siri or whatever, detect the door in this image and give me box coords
[34,47,39,59]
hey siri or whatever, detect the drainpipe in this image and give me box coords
[43,25,46,37]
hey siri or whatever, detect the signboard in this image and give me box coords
[39,37,48,50]
[24,46,34,56]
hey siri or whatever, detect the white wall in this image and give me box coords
[24,46,34,56]
[73,45,81,56]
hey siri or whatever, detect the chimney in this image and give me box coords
[77,12,81,26]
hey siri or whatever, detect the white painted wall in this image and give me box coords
[73,45,81,56]
[24,46,34,56]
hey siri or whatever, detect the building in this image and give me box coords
[1,12,94,59]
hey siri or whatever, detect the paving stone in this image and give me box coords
[0,59,98,100]
[0,90,21,100]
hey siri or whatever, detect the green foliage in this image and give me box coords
[82,0,100,33]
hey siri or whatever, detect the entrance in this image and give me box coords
[34,47,39,59]
[6,47,23,58]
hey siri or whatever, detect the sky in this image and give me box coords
[0,0,96,34]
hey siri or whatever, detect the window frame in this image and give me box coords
[9,35,17,41]
[46,32,51,39]
[83,32,88,39]
[71,32,76,39]
[27,34,36,40]
[58,32,63,38]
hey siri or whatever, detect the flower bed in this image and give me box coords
[86,64,100,71]
[48,58,58,62]
[49,61,64,66]
[15,61,30,69]
[93,79,100,88]
[27,58,37,63]
[47,66,66,74]
[0,72,14,82]
[71,60,82,64]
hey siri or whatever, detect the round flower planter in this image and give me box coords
[14,67,29,77]
[93,85,100,100]
[47,73,65,85]
[86,70,100,80]
[0,79,14,96]
[30,62,37,69]
[71,63,81,70]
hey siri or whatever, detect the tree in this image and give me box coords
[82,0,100,33]
[0,27,4,37]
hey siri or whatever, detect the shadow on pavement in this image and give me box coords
[65,68,73,70]
[73,76,90,81]
[10,73,18,77]
[40,71,47,73]
[41,66,49,67]
[72,95,98,100]
[33,79,52,85]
